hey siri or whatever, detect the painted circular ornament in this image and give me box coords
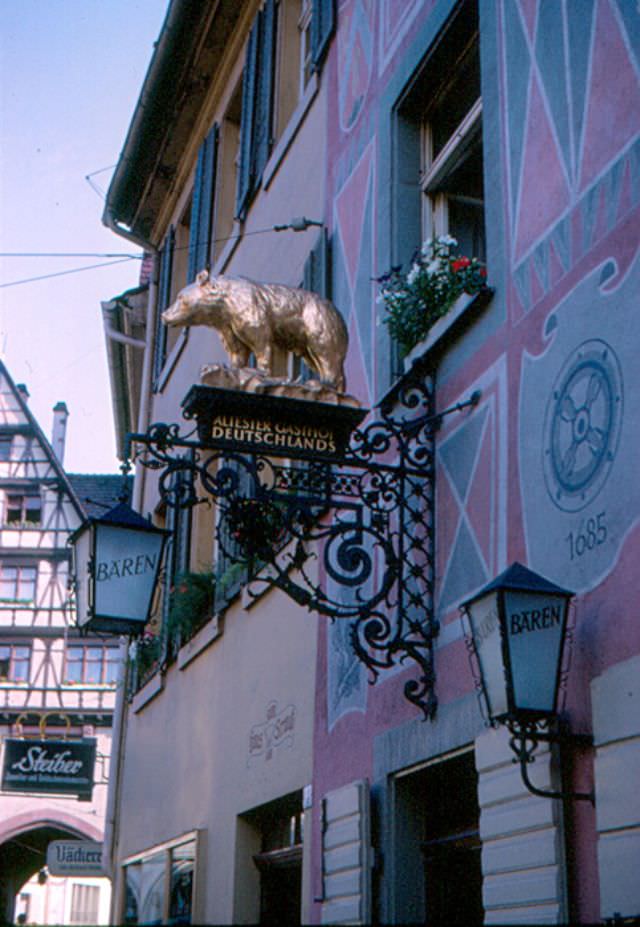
[543,339,623,511]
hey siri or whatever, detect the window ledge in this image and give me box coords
[131,670,164,714]
[403,287,493,374]
[263,73,319,190]
[178,614,222,671]
[61,683,117,690]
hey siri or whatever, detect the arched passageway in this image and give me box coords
[0,819,101,924]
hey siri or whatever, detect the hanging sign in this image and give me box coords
[1,738,96,799]
[47,840,104,876]
[182,386,368,462]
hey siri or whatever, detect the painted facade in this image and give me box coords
[0,363,118,922]
[103,0,639,923]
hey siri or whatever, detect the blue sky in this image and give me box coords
[0,0,168,473]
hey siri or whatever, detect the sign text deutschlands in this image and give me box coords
[211,414,337,454]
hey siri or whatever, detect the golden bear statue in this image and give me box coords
[162,270,348,392]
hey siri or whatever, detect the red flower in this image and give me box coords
[451,257,471,272]
[479,267,487,278]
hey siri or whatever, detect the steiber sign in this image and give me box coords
[47,840,104,876]
[1,738,96,799]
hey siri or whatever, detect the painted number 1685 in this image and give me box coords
[566,512,607,561]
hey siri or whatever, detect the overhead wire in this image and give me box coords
[0,219,318,290]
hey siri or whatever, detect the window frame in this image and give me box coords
[4,489,42,526]
[418,29,484,259]
[0,642,31,684]
[69,883,101,926]
[64,643,120,686]
[0,563,37,603]
[121,831,200,926]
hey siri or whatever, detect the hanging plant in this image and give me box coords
[226,497,288,559]
[378,235,487,356]
[168,571,216,644]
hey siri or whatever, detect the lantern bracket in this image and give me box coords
[506,716,594,804]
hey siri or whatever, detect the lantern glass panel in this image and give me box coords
[503,590,567,715]
[93,523,164,625]
[466,590,508,719]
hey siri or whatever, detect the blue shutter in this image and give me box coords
[236,2,277,222]
[153,226,175,385]
[254,0,277,181]
[188,125,218,282]
[236,18,260,221]
[299,230,331,382]
[311,0,335,70]
[187,145,205,283]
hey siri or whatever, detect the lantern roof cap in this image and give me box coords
[462,561,573,607]
[97,501,157,529]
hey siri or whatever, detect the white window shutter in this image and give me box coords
[320,779,371,925]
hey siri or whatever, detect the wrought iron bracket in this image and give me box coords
[506,716,595,804]
[123,371,480,719]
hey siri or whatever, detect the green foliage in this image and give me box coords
[378,236,487,356]
[168,571,216,642]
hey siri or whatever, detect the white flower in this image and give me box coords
[407,262,420,285]
[438,234,458,247]
[426,259,441,275]
[421,238,436,256]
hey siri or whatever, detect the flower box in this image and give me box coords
[378,236,487,357]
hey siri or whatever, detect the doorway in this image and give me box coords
[393,749,483,925]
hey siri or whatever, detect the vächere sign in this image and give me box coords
[47,840,104,876]
[1,738,96,799]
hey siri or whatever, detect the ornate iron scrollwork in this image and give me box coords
[124,371,480,719]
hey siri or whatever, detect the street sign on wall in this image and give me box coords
[47,840,104,876]
[1,738,96,799]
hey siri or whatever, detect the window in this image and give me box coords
[64,644,120,685]
[420,7,484,260]
[70,884,100,925]
[188,125,218,278]
[241,791,304,925]
[0,435,12,461]
[273,0,313,139]
[0,564,37,602]
[213,84,243,260]
[0,643,30,683]
[236,0,335,220]
[154,125,218,381]
[153,227,175,383]
[4,490,41,526]
[297,228,331,380]
[123,836,197,925]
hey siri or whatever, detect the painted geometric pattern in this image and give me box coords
[333,141,376,397]
[502,0,640,311]
[337,0,374,132]
[377,0,426,75]
[436,366,506,625]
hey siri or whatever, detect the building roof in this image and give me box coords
[66,474,133,519]
[103,0,244,243]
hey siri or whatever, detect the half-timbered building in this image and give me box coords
[0,362,122,924]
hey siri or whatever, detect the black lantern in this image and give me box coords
[69,501,169,635]
[461,561,573,722]
[461,562,593,803]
